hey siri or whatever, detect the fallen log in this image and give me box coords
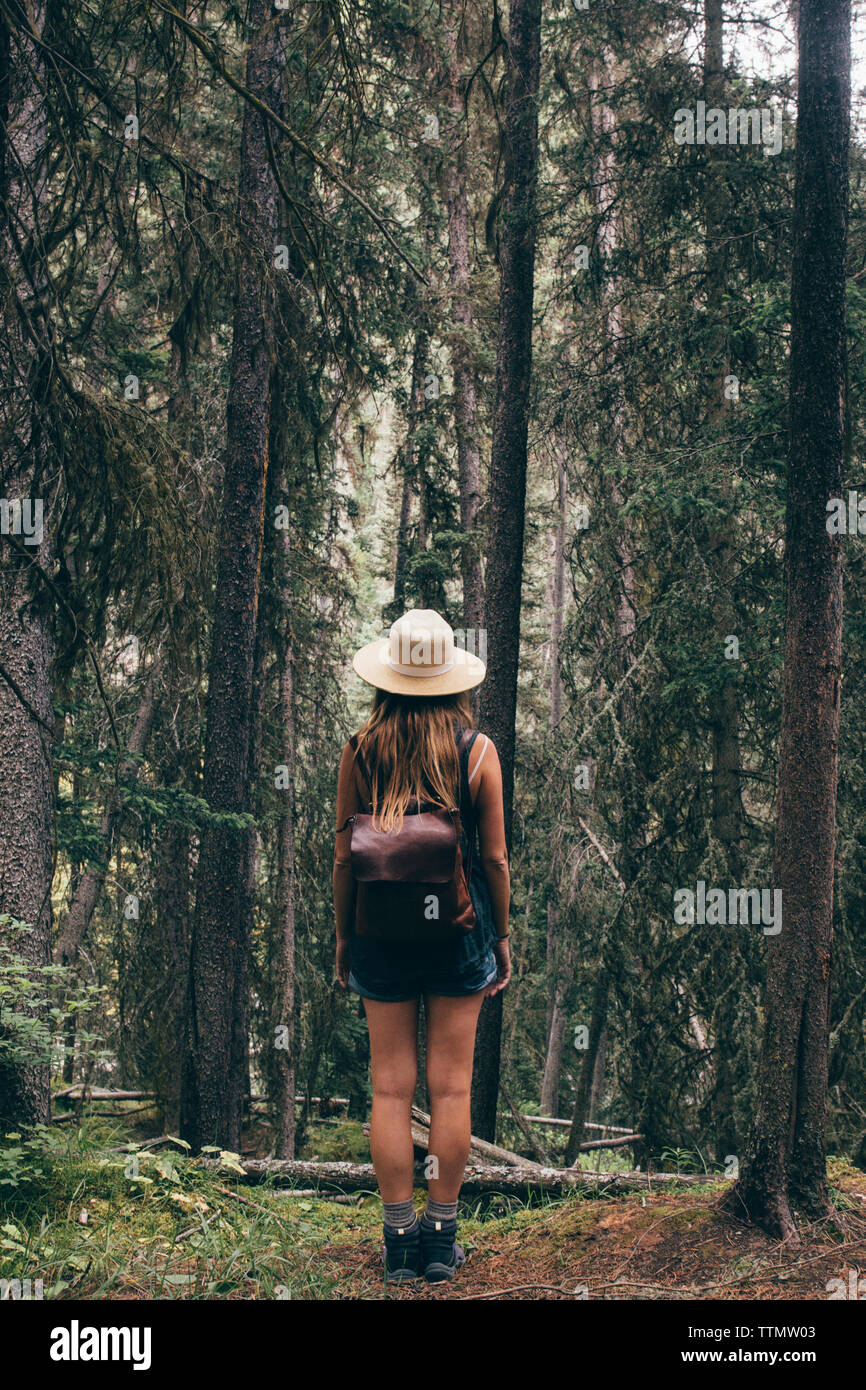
[522,1116,636,1133]
[206,1158,726,1196]
[53,1088,156,1102]
[278,1190,359,1205]
[402,1107,635,1160]
[409,1106,544,1170]
[360,1115,536,1170]
[578,1135,643,1152]
[54,1088,348,1107]
[249,1095,350,1108]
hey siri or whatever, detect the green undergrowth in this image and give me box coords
[0,1121,358,1299]
[0,1115,646,1300]
[1,1119,862,1300]
[298,1119,370,1163]
[0,1116,555,1299]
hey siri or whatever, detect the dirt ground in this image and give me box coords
[316,1167,866,1300]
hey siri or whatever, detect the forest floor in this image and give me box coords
[2,1111,865,1300]
[319,1177,866,1301]
[308,1148,866,1301]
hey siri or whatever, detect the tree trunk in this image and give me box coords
[539,975,572,1116]
[540,456,572,1114]
[548,452,567,730]
[443,25,485,634]
[392,330,427,609]
[565,970,609,1166]
[181,0,284,1152]
[393,473,413,609]
[472,0,542,1142]
[726,0,849,1240]
[272,531,297,1160]
[0,2,54,1129]
[588,1025,608,1122]
[237,561,269,1130]
[154,819,191,1135]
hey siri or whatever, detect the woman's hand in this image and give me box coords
[486,938,511,996]
[335,938,351,989]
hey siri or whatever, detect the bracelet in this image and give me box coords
[497,934,509,941]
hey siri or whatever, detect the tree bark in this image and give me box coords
[541,824,582,1119]
[588,1024,608,1122]
[0,1,55,1129]
[393,473,413,610]
[539,967,574,1117]
[472,0,542,1143]
[548,452,567,730]
[442,23,485,634]
[565,970,609,1166]
[271,525,297,1159]
[181,0,285,1152]
[392,330,428,610]
[154,818,191,1135]
[726,0,849,1240]
[540,471,575,1116]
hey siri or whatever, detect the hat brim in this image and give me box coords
[352,638,486,696]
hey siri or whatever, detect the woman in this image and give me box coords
[334,610,511,1284]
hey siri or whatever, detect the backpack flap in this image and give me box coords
[349,808,458,883]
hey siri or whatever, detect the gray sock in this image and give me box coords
[423,1197,458,1225]
[382,1198,417,1233]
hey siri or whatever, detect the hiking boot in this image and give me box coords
[419,1214,466,1283]
[383,1218,422,1283]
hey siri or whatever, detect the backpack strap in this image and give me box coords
[456,724,480,880]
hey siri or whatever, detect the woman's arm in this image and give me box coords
[333,741,362,983]
[472,737,511,996]
[473,738,511,940]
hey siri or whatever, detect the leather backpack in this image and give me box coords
[340,725,478,945]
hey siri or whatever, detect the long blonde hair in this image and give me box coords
[354,690,473,832]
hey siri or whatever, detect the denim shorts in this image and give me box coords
[348,862,498,1003]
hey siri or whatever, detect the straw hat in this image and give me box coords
[352,609,486,696]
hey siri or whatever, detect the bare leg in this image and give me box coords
[424,990,486,1203]
[363,997,419,1203]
